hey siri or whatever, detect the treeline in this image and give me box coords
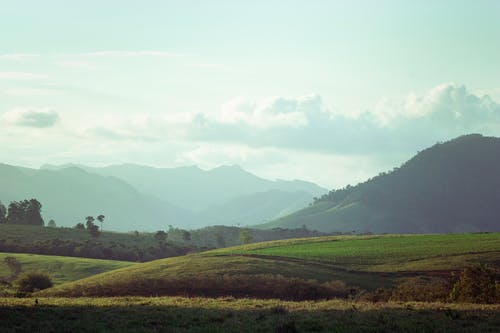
[0,199,44,226]
[0,237,192,262]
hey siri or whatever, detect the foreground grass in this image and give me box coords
[0,252,134,285]
[0,297,499,332]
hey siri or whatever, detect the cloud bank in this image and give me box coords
[4,108,59,128]
[79,83,500,157]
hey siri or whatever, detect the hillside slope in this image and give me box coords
[0,252,134,285]
[259,134,500,233]
[37,233,500,297]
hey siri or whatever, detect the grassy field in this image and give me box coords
[0,297,499,332]
[214,233,500,272]
[0,252,134,285]
[37,233,500,297]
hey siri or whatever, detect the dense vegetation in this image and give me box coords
[0,297,497,333]
[0,199,44,226]
[260,134,500,233]
[0,224,324,262]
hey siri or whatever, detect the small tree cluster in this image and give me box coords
[15,272,53,294]
[0,199,44,226]
[85,216,102,238]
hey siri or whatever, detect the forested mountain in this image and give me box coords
[258,134,500,233]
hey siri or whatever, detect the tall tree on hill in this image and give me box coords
[97,214,105,232]
[7,201,23,224]
[25,199,44,226]
[0,201,6,223]
[85,216,100,238]
[85,216,95,229]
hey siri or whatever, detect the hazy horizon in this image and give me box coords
[1,0,500,189]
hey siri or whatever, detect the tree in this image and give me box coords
[88,224,100,238]
[5,199,44,225]
[85,216,95,229]
[7,201,23,224]
[182,230,191,242]
[0,201,6,223]
[4,256,22,281]
[15,272,53,293]
[239,230,253,245]
[74,223,85,230]
[47,219,57,228]
[154,230,168,247]
[96,214,105,232]
[26,199,44,226]
[85,216,100,238]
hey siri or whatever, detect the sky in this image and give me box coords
[1,0,500,188]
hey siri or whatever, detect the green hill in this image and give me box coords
[38,233,500,298]
[258,134,500,233]
[0,252,134,285]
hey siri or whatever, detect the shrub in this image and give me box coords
[450,265,499,304]
[391,276,454,302]
[15,272,53,294]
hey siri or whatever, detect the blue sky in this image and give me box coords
[1,0,500,187]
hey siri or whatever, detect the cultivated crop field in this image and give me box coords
[217,233,500,272]
[0,297,499,333]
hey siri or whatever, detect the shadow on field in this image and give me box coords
[0,301,498,333]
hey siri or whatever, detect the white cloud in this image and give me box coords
[0,72,48,80]
[55,61,96,70]
[188,63,229,70]
[3,107,59,128]
[68,84,500,156]
[3,88,63,96]
[78,50,184,58]
[0,53,39,60]
[371,83,500,131]
[210,93,323,129]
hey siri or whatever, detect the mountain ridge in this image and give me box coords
[258,134,500,233]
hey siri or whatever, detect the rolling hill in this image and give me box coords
[258,134,500,233]
[0,252,134,285]
[37,233,500,298]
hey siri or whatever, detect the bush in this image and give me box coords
[15,272,53,294]
[391,276,454,302]
[450,265,499,304]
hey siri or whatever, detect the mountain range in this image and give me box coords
[259,134,500,233]
[0,163,326,231]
